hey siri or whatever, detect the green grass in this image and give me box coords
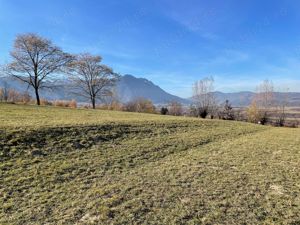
[1,104,300,224]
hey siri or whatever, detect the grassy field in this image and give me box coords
[1,103,300,224]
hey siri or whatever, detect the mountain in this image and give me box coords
[116,75,189,104]
[213,91,255,107]
[1,75,300,106]
[0,76,71,100]
[0,75,189,104]
[214,91,300,107]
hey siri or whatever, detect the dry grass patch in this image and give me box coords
[1,104,299,224]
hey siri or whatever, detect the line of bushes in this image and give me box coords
[1,87,298,128]
[0,87,77,108]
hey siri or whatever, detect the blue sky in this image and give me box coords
[1,0,300,97]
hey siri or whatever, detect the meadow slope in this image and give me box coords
[1,104,300,224]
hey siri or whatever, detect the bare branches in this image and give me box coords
[192,76,216,118]
[254,79,274,109]
[6,33,74,105]
[66,53,120,109]
[248,79,275,124]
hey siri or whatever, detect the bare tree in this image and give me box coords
[192,76,216,118]
[250,79,275,124]
[275,89,289,127]
[255,79,274,109]
[168,101,183,116]
[5,33,73,105]
[67,53,119,109]
[0,80,9,102]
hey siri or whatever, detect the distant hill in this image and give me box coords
[0,75,189,105]
[116,75,189,104]
[213,91,300,107]
[0,76,71,100]
[213,91,256,107]
[1,75,300,106]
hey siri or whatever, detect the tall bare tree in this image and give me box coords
[275,88,290,127]
[168,101,183,116]
[192,76,216,118]
[0,80,9,102]
[5,33,73,105]
[67,53,119,109]
[255,79,274,109]
[252,79,275,124]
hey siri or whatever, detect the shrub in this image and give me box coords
[168,101,183,116]
[124,98,156,114]
[7,89,22,102]
[0,87,9,102]
[219,100,235,120]
[188,105,197,117]
[198,107,209,118]
[99,101,123,111]
[247,101,264,124]
[0,88,4,101]
[40,99,53,106]
[54,100,66,107]
[188,105,208,118]
[160,107,168,115]
[21,92,31,104]
[234,109,247,122]
[69,100,77,108]
[198,108,208,119]
[54,100,77,108]
[284,121,299,128]
[260,112,269,125]
[0,88,31,104]
[110,101,123,111]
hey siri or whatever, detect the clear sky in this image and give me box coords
[1,0,300,97]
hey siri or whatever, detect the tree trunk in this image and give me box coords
[34,68,40,105]
[91,97,96,109]
[35,88,40,105]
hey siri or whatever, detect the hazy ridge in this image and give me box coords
[1,75,300,106]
